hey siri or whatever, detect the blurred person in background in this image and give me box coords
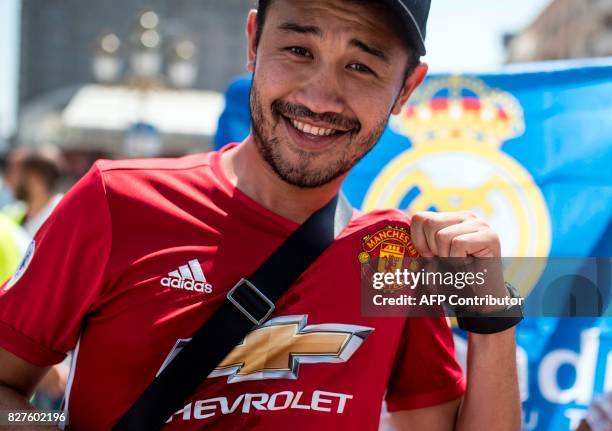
[12,146,65,237]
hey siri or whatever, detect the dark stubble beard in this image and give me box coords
[249,79,390,188]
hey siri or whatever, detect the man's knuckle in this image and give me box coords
[435,229,452,244]
[412,212,429,224]
[423,216,437,229]
[451,236,466,248]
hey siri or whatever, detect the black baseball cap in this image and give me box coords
[380,0,431,56]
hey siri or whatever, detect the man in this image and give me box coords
[0,1,521,430]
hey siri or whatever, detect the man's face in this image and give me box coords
[15,169,31,202]
[248,0,425,188]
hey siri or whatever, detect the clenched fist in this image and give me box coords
[410,211,509,313]
[410,211,501,258]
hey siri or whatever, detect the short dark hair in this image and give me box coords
[21,153,63,191]
[255,0,421,78]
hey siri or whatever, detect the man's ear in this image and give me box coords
[391,63,428,115]
[246,9,258,72]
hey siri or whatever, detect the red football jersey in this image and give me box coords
[0,145,465,430]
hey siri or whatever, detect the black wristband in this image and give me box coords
[456,282,524,334]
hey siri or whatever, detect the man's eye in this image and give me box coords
[287,47,311,58]
[348,63,374,74]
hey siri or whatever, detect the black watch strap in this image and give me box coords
[457,282,524,334]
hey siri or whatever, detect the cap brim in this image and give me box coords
[380,0,427,56]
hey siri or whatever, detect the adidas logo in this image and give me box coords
[161,259,213,294]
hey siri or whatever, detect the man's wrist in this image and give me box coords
[457,282,524,334]
[469,326,516,344]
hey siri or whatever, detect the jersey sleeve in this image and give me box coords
[0,163,112,367]
[385,317,466,411]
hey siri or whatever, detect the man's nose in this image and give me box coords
[293,64,345,116]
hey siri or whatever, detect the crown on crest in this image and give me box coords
[391,76,525,147]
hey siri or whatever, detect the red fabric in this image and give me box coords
[385,317,466,411]
[0,145,464,430]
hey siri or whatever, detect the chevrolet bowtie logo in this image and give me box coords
[208,315,374,383]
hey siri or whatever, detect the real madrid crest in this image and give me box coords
[363,76,552,292]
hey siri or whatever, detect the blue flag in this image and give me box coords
[215,58,612,430]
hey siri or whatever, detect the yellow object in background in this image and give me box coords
[0,212,30,284]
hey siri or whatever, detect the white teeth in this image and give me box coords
[290,118,337,137]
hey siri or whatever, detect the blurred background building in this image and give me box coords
[19,0,251,105]
[14,0,254,176]
[505,0,612,63]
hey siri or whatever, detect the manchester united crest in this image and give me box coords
[359,225,419,292]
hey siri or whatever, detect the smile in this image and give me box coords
[279,114,353,152]
[289,118,341,137]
